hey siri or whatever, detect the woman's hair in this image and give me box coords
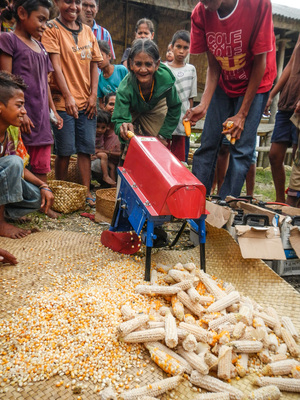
[0,71,27,106]
[97,109,111,125]
[2,0,53,22]
[128,39,160,72]
[171,30,190,46]
[135,18,154,34]
[104,92,116,107]
[97,40,111,57]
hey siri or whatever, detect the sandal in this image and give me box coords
[86,197,96,208]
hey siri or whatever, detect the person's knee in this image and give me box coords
[269,144,286,165]
[4,155,24,173]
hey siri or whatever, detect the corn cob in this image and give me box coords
[281,328,300,357]
[236,305,253,326]
[266,306,282,337]
[183,262,196,272]
[242,326,260,341]
[194,393,230,400]
[158,306,173,316]
[197,295,215,305]
[258,349,272,364]
[224,283,236,294]
[147,321,165,329]
[117,314,149,336]
[291,365,300,379]
[174,262,185,271]
[209,314,237,331]
[198,270,227,300]
[267,333,279,353]
[100,386,117,400]
[184,313,197,324]
[146,341,193,374]
[204,351,218,371]
[164,275,176,285]
[168,269,193,282]
[233,322,246,340]
[156,263,172,273]
[135,284,181,296]
[144,344,184,375]
[138,397,160,400]
[218,324,235,337]
[218,345,232,380]
[235,353,248,378]
[119,376,182,399]
[219,330,231,345]
[177,290,205,317]
[247,385,281,400]
[227,304,240,313]
[281,316,299,341]
[171,295,185,321]
[262,359,300,376]
[187,286,202,303]
[150,269,158,285]
[196,342,210,355]
[179,321,211,343]
[229,340,263,353]
[277,343,287,355]
[120,305,136,321]
[121,328,165,343]
[190,370,244,400]
[271,353,287,362]
[173,279,193,291]
[207,291,240,313]
[254,312,277,329]
[253,376,300,393]
[183,333,198,352]
[165,312,178,348]
[177,327,189,340]
[177,347,209,375]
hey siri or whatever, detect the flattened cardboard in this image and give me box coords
[235,202,285,226]
[235,225,286,260]
[289,227,300,258]
[205,201,232,229]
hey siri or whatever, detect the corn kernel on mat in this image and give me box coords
[0,225,299,400]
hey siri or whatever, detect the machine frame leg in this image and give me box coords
[145,246,152,281]
[199,218,206,272]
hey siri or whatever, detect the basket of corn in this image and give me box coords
[48,180,87,214]
[95,188,116,223]
[47,155,81,183]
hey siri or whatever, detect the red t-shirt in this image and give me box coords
[190,0,277,97]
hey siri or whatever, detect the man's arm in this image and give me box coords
[84,61,98,119]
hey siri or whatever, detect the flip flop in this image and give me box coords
[101,231,141,255]
[80,212,95,221]
[86,197,96,208]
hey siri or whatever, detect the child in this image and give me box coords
[92,110,120,186]
[97,40,127,110]
[166,30,197,162]
[112,39,181,156]
[103,92,116,116]
[0,72,53,239]
[165,43,174,63]
[0,0,63,191]
[41,0,102,208]
[121,18,155,69]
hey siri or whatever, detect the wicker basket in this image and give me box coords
[48,180,87,214]
[47,155,81,184]
[95,188,117,223]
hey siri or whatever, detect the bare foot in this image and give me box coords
[0,248,18,265]
[286,195,300,208]
[0,220,32,239]
[103,175,116,186]
[43,208,60,219]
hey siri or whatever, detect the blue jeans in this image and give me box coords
[0,155,41,219]
[192,86,269,199]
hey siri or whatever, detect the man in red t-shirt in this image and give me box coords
[185,0,277,199]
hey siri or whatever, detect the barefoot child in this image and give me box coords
[0,72,54,239]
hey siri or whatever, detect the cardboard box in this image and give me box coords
[272,258,300,277]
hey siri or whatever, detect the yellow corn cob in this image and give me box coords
[281,316,299,341]
[207,291,240,313]
[190,370,244,400]
[135,284,181,296]
[100,386,117,400]
[121,328,165,343]
[253,376,300,393]
[182,262,196,272]
[233,322,246,340]
[144,344,184,376]
[183,333,198,352]
[218,345,232,381]
[262,359,300,376]
[117,314,149,336]
[179,321,211,343]
[229,340,263,353]
[171,295,185,321]
[209,314,237,331]
[120,305,136,321]
[177,291,205,317]
[267,333,279,353]
[187,286,202,303]
[236,305,253,326]
[168,269,193,282]
[126,130,135,139]
[266,306,282,337]
[177,347,209,375]
[247,385,281,400]
[119,376,182,399]
[194,393,230,400]
[150,269,158,285]
[198,270,227,300]
[204,351,218,371]
[173,279,193,291]
[147,341,193,374]
[165,312,178,348]
[291,365,300,379]
[281,327,300,357]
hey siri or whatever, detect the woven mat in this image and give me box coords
[0,225,299,399]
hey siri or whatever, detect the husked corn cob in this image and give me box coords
[229,340,263,353]
[253,376,300,393]
[182,333,198,352]
[254,312,277,329]
[184,313,197,324]
[204,351,218,371]
[121,328,165,343]
[242,326,260,341]
[135,284,181,296]
[121,305,136,321]
[146,341,193,374]
[187,286,202,303]
[247,385,281,400]
[198,270,227,300]
[177,347,209,374]
[164,275,176,285]
[158,306,172,316]
[168,269,193,282]
[150,269,158,285]
[198,295,215,305]
[171,295,185,321]
[209,314,237,331]
[177,291,205,317]
[218,324,235,337]
[138,397,160,400]
[258,349,272,364]
[218,345,232,380]
[156,263,171,273]
[117,314,149,336]
[144,344,184,375]
[224,283,236,294]
[173,279,193,291]
[235,353,248,378]
[195,393,230,400]
[233,322,246,340]
[165,312,178,348]
[227,304,240,313]
[100,386,117,400]
[183,262,196,272]
[277,343,288,355]
[281,328,300,357]
[147,321,165,329]
[267,333,279,352]
[174,262,185,271]
[190,370,244,400]
[271,353,287,362]
[177,327,189,340]
[236,305,253,326]
[119,375,182,399]
[266,306,282,337]
[262,359,300,376]
[281,316,299,341]
[291,365,300,378]
[179,321,211,343]
[207,291,240,313]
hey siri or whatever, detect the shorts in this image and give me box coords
[52,110,96,156]
[271,110,298,145]
[27,144,52,174]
